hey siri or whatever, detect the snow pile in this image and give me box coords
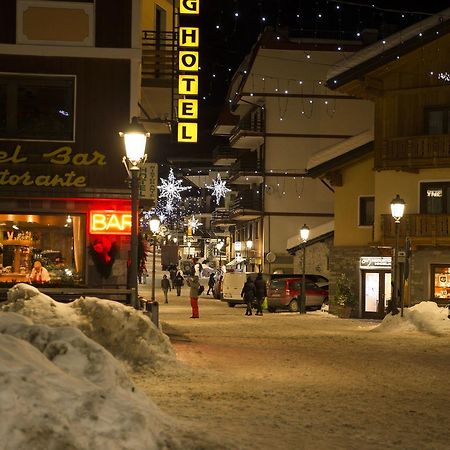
[0,312,220,450]
[374,301,450,336]
[2,283,175,369]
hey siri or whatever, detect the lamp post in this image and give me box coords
[119,117,150,309]
[390,194,405,316]
[246,240,253,271]
[149,215,161,303]
[216,240,224,267]
[300,224,310,314]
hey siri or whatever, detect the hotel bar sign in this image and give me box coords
[177,0,199,143]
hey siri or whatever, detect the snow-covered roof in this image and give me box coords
[286,220,334,252]
[307,129,374,171]
[327,7,450,83]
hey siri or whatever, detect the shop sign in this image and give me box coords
[177,0,200,143]
[360,257,392,270]
[89,211,132,235]
[0,144,108,188]
[139,163,158,203]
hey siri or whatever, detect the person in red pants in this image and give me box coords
[186,275,202,318]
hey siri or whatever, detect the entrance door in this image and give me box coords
[362,271,392,318]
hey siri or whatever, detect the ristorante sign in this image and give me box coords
[177,0,199,143]
[0,144,105,187]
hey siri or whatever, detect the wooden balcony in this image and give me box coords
[380,214,450,247]
[142,30,176,86]
[376,134,450,170]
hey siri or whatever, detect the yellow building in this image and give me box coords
[310,7,450,318]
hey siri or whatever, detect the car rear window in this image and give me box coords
[269,279,285,289]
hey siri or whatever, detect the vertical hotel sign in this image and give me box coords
[177,0,199,143]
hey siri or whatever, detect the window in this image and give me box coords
[420,182,450,214]
[0,73,75,141]
[425,107,450,135]
[431,265,450,302]
[359,196,374,226]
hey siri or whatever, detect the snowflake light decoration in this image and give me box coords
[186,215,202,233]
[158,168,191,210]
[206,173,231,205]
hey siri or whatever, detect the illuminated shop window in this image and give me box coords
[0,213,84,285]
[431,265,450,302]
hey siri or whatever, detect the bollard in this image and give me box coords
[448,304,450,320]
[145,300,159,327]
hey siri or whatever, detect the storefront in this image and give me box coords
[431,264,450,303]
[360,256,392,319]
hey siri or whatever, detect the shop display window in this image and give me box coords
[431,265,450,302]
[0,213,85,286]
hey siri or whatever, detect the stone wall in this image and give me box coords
[294,236,333,278]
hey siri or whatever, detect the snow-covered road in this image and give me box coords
[134,289,450,450]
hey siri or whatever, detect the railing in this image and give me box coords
[142,30,176,82]
[381,213,450,245]
[230,191,263,213]
[211,208,233,223]
[229,159,263,178]
[377,134,450,170]
[212,147,239,163]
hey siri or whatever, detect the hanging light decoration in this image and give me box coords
[206,173,231,205]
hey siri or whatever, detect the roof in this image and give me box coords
[307,129,374,177]
[286,221,334,253]
[327,8,450,89]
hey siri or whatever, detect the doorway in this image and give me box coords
[361,271,392,319]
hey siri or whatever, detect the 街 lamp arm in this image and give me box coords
[122,154,148,179]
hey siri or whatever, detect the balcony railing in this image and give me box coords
[230,191,263,213]
[229,159,263,178]
[381,213,450,246]
[142,30,176,83]
[377,134,450,170]
[211,208,233,223]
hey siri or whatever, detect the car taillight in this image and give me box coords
[286,289,290,296]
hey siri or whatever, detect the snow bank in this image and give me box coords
[374,301,450,336]
[2,283,175,369]
[0,312,219,450]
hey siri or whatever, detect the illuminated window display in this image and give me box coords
[432,265,450,302]
[0,214,85,285]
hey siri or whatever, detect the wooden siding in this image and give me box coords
[0,55,131,196]
[380,214,450,246]
[95,0,132,48]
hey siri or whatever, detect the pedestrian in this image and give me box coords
[186,275,202,318]
[173,270,184,296]
[241,276,256,316]
[254,273,267,316]
[207,272,215,295]
[161,274,171,303]
[169,265,177,288]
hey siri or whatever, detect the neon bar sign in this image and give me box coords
[89,211,132,235]
[177,0,200,143]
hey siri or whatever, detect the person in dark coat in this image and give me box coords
[207,272,215,295]
[169,266,177,288]
[254,273,267,316]
[173,271,184,296]
[161,274,171,303]
[241,276,256,316]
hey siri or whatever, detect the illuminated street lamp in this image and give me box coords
[120,117,150,309]
[216,240,224,266]
[300,224,310,314]
[390,194,405,315]
[149,215,161,303]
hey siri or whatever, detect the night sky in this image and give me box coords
[151,0,450,164]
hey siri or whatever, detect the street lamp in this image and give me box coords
[390,194,405,315]
[149,215,161,303]
[300,224,310,314]
[120,116,150,309]
[246,240,253,271]
[216,240,224,266]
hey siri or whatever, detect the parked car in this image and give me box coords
[267,275,328,312]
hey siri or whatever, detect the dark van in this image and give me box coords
[267,275,328,312]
